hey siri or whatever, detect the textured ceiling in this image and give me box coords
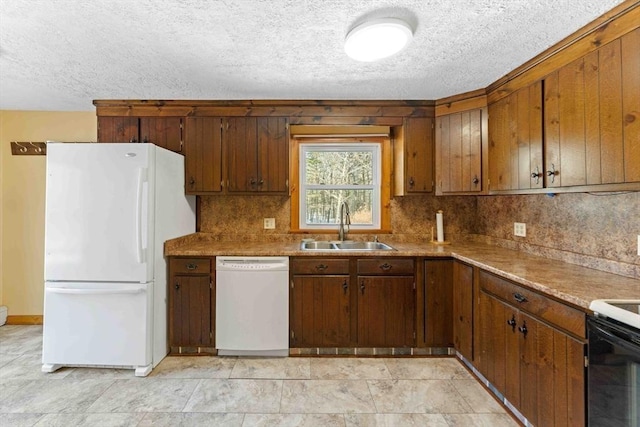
[0,0,626,111]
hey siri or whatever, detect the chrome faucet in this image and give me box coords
[338,201,351,241]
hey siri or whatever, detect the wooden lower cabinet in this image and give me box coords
[168,257,214,349]
[357,276,415,347]
[290,275,351,347]
[452,260,474,361]
[290,257,416,348]
[424,259,453,347]
[476,270,586,426]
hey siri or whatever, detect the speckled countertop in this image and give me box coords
[165,233,639,311]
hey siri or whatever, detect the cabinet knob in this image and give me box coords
[518,322,528,337]
[379,263,392,271]
[315,264,328,271]
[546,164,557,183]
[142,137,149,144]
[472,176,479,185]
[258,178,264,185]
[174,283,180,290]
[189,177,195,187]
[129,137,138,143]
[360,281,365,294]
[342,280,348,294]
[531,166,542,184]
[186,263,198,270]
[513,293,527,303]
[250,178,257,186]
[409,177,415,188]
[507,315,517,332]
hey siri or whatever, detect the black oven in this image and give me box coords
[588,315,640,426]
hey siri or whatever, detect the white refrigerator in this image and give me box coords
[42,143,195,376]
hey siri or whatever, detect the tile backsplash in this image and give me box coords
[199,191,639,278]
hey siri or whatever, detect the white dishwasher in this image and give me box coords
[215,256,289,356]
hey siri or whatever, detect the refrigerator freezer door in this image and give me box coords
[42,281,153,376]
[44,143,154,283]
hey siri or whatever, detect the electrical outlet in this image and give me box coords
[514,222,526,237]
[263,218,276,229]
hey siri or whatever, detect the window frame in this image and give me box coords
[290,136,392,234]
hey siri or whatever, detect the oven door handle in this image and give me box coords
[590,321,640,353]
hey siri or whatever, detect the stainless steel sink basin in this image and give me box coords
[300,241,338,250]
[334,241,395,251]
[300,241,395,251]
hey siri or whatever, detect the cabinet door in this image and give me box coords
[226,117,258,192]
[170,275,212,347]
[290,275,351,347]
[488,82,543,192]
[139,117,182,153]
[97,117,139,143]
[452,261,473,360]
[424,260,453,347]
[518,312,586,427]
[477,289,520,406]
[257,117,289,193]
[437,110,482,193]
[545,29,640,187]
[357,276,415,347]
[404,117,434,193]
[184,117,223,194]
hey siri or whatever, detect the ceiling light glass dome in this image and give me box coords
[344,18,414,62]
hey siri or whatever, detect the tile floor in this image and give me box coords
[0,325,518,426]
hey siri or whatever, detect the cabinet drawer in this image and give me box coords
[479,271,585,338]
[170,258,211,274]
[357,258,414,276]
[291,258,350,275]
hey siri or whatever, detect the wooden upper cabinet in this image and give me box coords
[226,117,289,194]
[97,117,138,143]
[184,117,223,194]
[395,117,434,195]
[436,109,483,194]
[97,116,183,153]
[488,81,544,192]
[138,117,183,153]
[545,28,640,187]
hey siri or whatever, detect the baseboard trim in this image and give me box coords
[6,315,43,325]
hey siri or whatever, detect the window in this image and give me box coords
[290,136,391,233]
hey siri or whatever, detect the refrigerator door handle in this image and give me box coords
[136,168,148,264]
[47,287,145,295]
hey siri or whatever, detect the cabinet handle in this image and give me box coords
[546,164,557,183]
[342,280,348,294]
[531,166,541,184]
[315,264,328,271]
[409,177,415,188]
[379,263,392,271]
[174,282,180,290]
[472,176,479,185]
[507,315,517,332]
[518,322,528,337]
[513,293,527,303]
[186,263,198,270]
[360,280,365,295]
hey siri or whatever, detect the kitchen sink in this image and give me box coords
[300,241,395,251]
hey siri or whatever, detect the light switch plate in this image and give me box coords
[264,218,276,229]
[514,222,526,237]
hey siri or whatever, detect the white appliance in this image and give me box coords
[215,257,289,356]
[42,143,195,376]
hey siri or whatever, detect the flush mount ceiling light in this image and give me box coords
[344,18,413,62]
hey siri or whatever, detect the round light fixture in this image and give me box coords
[344,18,413,62]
